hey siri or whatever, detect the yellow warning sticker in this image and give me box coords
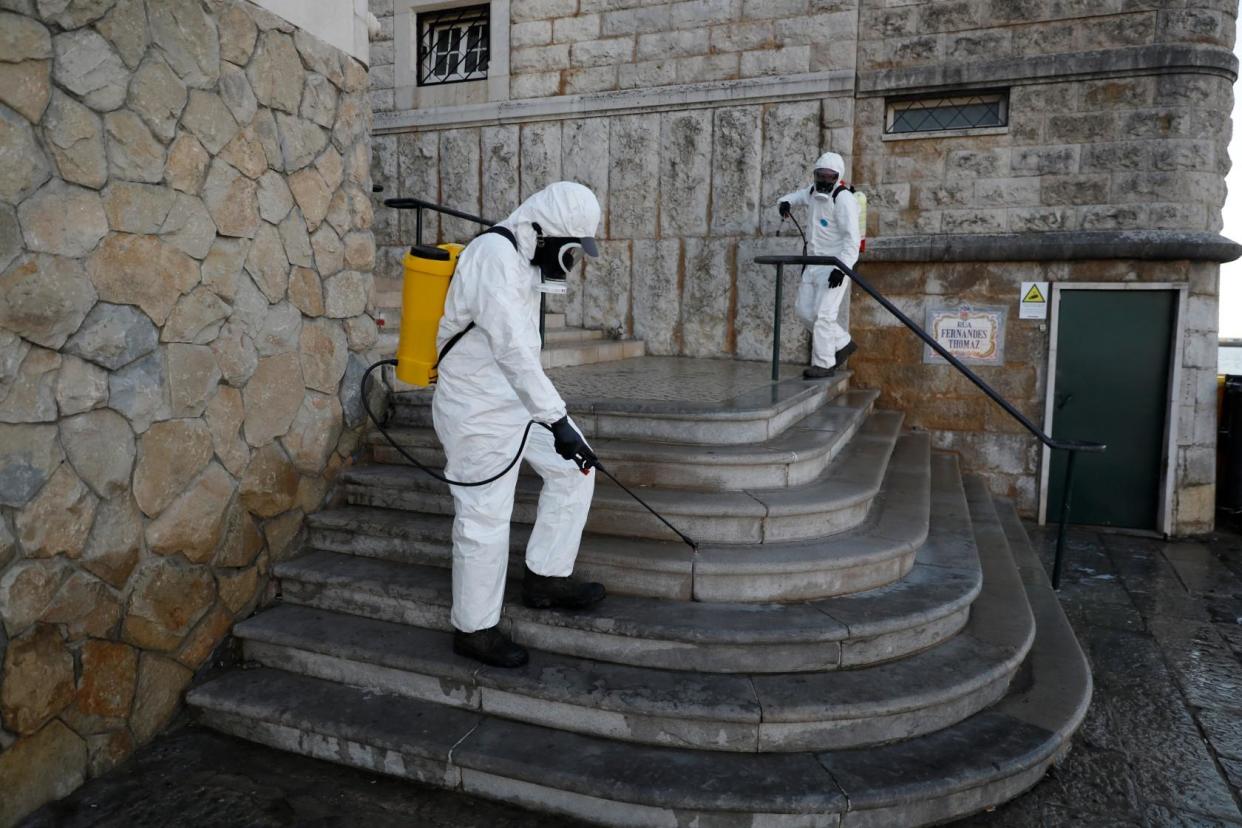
[1020,281,1049,320]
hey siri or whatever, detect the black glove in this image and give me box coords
[827,268,846,289]
[779,201,791,218]
[549,416,598,472]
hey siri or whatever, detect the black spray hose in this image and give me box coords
[360,359,700,551]
[362,359,536,487]
[782,212,809,277]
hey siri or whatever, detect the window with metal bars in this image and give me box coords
[885,92,1008,135]
[417,5,489,86]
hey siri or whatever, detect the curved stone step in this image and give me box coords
[308,442,955,604]
[389,357,852,445]
[370,390,881,491]
[344,411,907,545]
[541,338,646,369]
[234,544,1028,752]
[189,515,1089,826]
[275,482,976,676]
[544,326,605,344]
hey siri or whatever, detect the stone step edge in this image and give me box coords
[367,389,882,470]
[187,543,1089,824]
[310,423,931,605]
[230,581,1028,754]
[271,552,967,675]
[256,450,997,750]
[366,389,881,493]
[340,413,907,546]
[389,369,852,425]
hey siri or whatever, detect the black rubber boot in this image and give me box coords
[522,566,606,610]
[803,365,837,380]
[835,340,858,367]
[452,625,528,668]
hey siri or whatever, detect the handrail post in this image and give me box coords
[772,263,784,382]
[1052,449,1078,590]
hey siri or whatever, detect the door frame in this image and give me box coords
[1037,282,1188,535]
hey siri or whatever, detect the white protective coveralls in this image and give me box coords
[778,151,862,369]
[432,181,600,633]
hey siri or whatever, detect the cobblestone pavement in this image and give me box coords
[22,518,1242,828]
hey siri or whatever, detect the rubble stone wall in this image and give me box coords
[0,1,375,823]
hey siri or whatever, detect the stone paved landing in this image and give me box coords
[25,520,1242,827]
[545,356,822,410]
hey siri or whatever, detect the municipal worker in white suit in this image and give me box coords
[433,181,606,668]
[778,151,862,379]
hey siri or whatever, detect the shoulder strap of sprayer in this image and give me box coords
[434,225,521,368]
[832,183,855,202]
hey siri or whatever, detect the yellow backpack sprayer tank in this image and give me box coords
[394,243,464,387]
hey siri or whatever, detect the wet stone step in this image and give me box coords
[310,440,957,605]
[190,539,1085,828]
[369,390,882,491]
[236,563,1023,753]
[388,358,853,445]
[240,467,1026,754]
[276,478,980,677]
[343,412,909,545]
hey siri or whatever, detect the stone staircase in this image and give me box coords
[187,357,1091,826]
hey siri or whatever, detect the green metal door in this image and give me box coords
[1047,289,1177,530]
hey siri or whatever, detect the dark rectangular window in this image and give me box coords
[418,5,489,86]
[886,92,1008,135]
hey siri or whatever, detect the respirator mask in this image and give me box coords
[531,223,599,294]
[813,167,840,200]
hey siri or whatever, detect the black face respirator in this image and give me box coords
[813,168,840,198]
[531,223,599,294]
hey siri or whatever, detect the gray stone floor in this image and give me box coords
[21,517,1242,828]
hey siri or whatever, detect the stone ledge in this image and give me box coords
[865,231,1242,264]
[859,43,1239,96]
[373,69,855,132]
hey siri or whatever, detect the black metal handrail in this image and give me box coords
[755,254,1106,588]
[383,197,548,346]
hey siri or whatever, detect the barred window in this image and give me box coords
[885,92,1008,135]
[417,5,489,86]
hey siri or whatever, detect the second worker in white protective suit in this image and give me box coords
[433,181,606,668]
[778,151,862,380]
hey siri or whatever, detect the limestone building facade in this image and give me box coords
[368,0,1237,536]
[0,1,375,823]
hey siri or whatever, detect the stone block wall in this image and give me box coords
[366,0,860,110]
[371,97,856,362]
[848,259,1221,532]
[846,0,1235,530]
[368,0,1235,531]
[504,0,858,99]
[0,1,375,823]
[854,0,1235,239]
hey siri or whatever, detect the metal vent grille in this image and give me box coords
[886,92,1007,134]
[417,4,489,86]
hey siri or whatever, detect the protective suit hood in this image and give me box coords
[814,151,847,180]
[497,181,602,262]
